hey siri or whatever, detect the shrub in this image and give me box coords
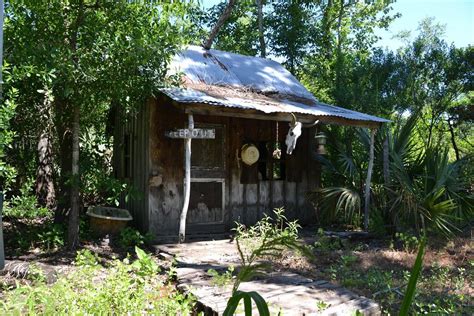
[3,179,50,219]
[36,223,65,251]
[119,227,153,248]
[0,247,194,315]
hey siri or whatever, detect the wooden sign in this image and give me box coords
[166,128,215,139]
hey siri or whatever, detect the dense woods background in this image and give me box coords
[0,0,472,247]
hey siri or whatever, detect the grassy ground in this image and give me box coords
[1,217,472,315]
[0,217,194,315]
[274,231,473,315]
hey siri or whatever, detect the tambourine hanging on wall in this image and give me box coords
[240,143,260,166]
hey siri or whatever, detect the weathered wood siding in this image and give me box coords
[147,97,318,237]
[114,102,150,231]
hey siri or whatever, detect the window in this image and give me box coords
[257,141,286,180]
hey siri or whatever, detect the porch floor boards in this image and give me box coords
[154,239,381,315]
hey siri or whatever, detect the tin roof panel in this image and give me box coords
[161,87,390,124]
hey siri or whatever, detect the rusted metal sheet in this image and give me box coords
[169,45,315,101]
[167,45,389,126]
[160,87,389,124]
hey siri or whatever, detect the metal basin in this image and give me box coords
[86,206,132,235]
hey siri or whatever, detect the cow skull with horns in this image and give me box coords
[285,113,319,155]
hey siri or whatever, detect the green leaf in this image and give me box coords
[399,239,426,316]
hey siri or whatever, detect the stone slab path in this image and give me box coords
[155,239,380,315]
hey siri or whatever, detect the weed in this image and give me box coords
[340,254,358,267]
[36,223,65,251]
[119,227,153,248]
[75,249,100,267]
[0,247,192,315]
[27,263,46,284]
[316,300,331,311]
[314,228,343,251]
[395,232,420,253]
[208,266,234,287]
[231,207,312,293]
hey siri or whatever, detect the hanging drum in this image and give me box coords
[241,144,260,166]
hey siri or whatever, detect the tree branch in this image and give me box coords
[202,0,236,50]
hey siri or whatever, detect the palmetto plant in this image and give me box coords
[387,112,473,235]
[311,111,473,235]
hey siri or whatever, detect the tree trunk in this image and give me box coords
[66,0,84,249]
[36,88,56,210]
[334,0,345,104]
[36,132,56,209]
[256,0,266,58]
[178,114,194,243]
[447,118,460,161]
[321,0,333,59]
[202,0,236,50]
[55,99,72,223]
[67,104,80,250]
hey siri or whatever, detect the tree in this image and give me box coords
[4,0,194,249]
[267,0,315,74]
[204,0,260,56]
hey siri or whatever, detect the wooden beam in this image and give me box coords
[178,113,194,243]
[364,128,377,231]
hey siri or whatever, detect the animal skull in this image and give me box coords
[285,113,302,155]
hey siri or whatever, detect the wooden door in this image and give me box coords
[188,124,225,231]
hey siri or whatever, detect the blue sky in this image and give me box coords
[200,0,473,50]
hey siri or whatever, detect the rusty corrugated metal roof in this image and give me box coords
[166,45,389,125]
[169,45,316,102]
[161,87,390,124]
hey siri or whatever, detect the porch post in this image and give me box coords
[178,113,194,243]
[364,128,377,231]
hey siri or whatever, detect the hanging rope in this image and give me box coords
[273,121,281,159]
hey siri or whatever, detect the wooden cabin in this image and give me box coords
[113,46,388,241]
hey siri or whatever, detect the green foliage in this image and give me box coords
[311,187,362,227]
[0,68,18,191]
[316,300,331,311]
[221,208,312,314]
[232,208,312,293]
[204,0,260,56]
[223,290,270,316]
[75,249,100,267]
[119,227,153,249]
[340,254,358,267]
[0,247,192,315]
[395,232,420,253]
[388,116,473,235]
[3,0,197,244]
[399,239,426,316]
[5,218,66,253]
[313,228,344,251]
[3,178,50,219]
[37,224,65,251]
[207,266,234,287]
[27,263,46,284]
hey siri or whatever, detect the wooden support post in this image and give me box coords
[364,128,377,231]
[178,113,194,243]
